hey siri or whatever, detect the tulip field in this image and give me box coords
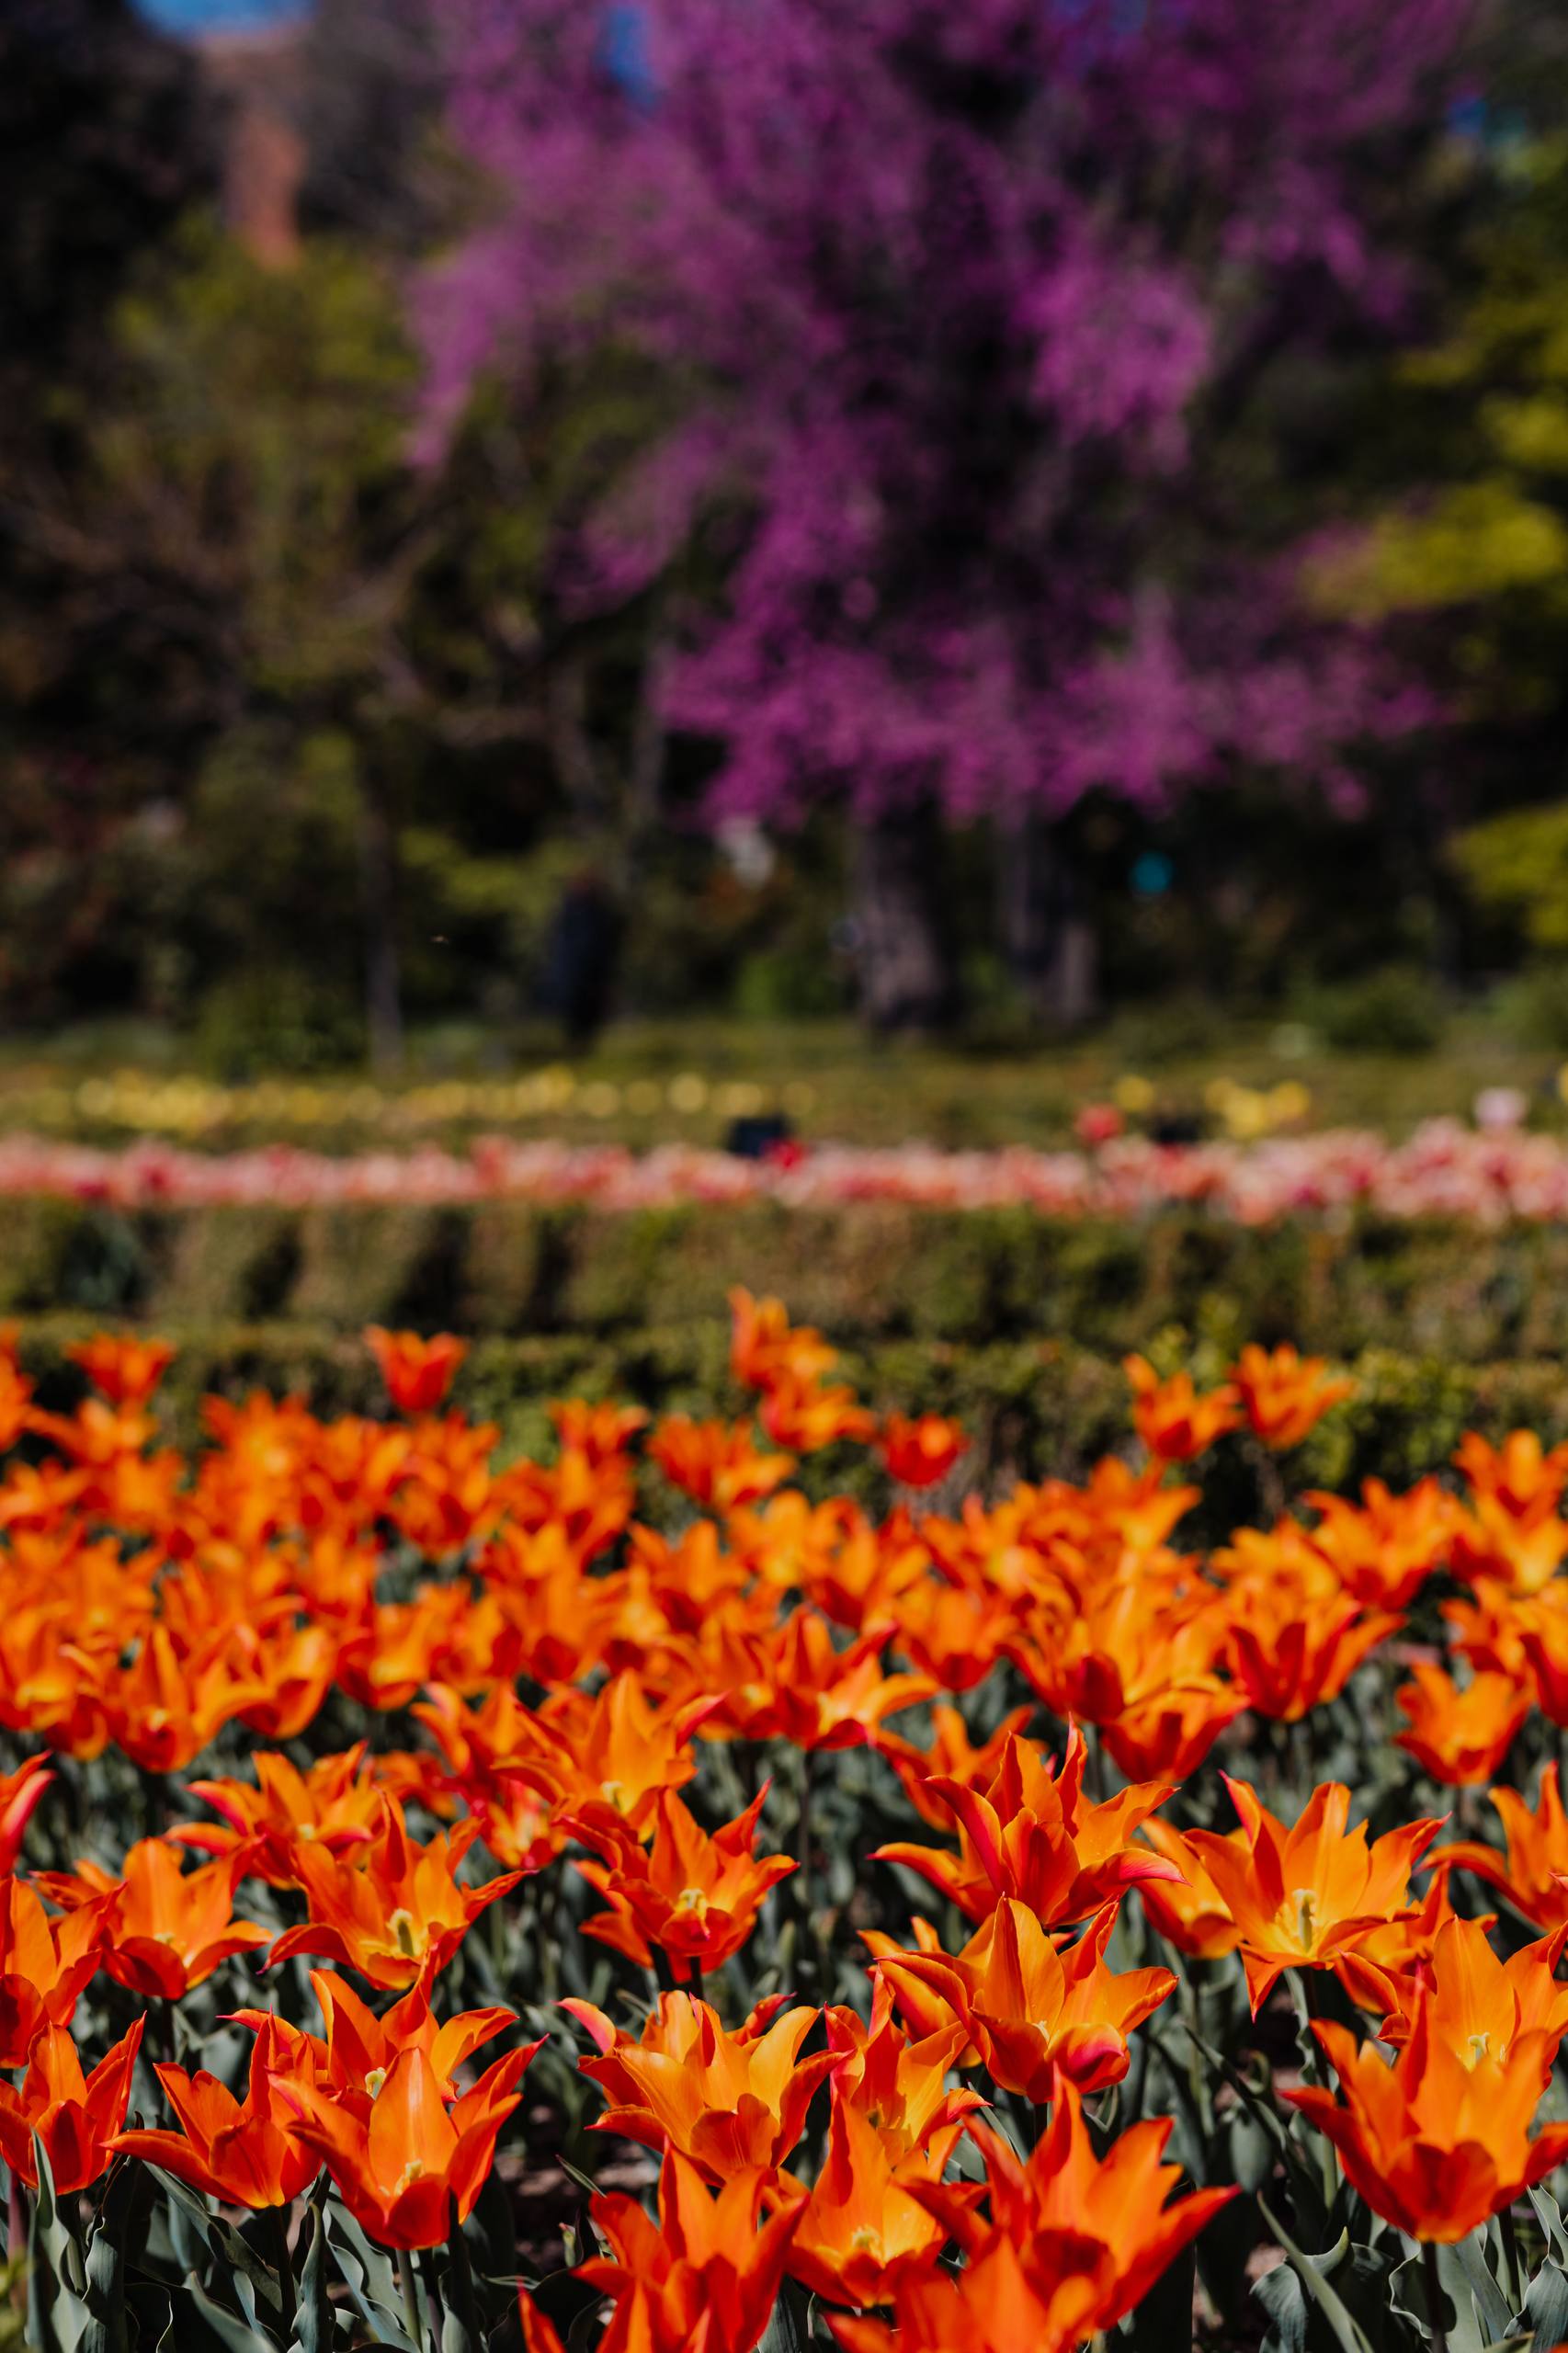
[7,1299,1568,2351]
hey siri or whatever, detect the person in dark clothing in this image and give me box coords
[542,869,623,1050]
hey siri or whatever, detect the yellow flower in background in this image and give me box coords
[668,1074,709,1113]
[1114,1074,1155,1114]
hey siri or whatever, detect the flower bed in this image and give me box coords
[10,1112,1568,1220]
[6,1297,1568,2347]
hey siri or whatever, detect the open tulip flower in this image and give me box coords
[1431,1762,1568,1931]
[1185,1778,1443,2012]
[1375,1913,1568,2070]
[563,1991,835,2180]
[877,1411,969,1490]
[879,1897,1176,2100]
[1288,2000,1568,2242]
[270,1797,525,1989]
[0,2018,143,2192]
[1123,1356,1241,1461]
[834,2094,1234,2353]
[112,2014,322,2207]
[0,1871,103,2063]
[168,1743,390,1882]
[576,2147,806,2353]
[874,1726,1180,1927]
[778,2097,949,2307]
[1230,1343,1355,1449]
[1394,1662,1531,1785]
[824,1991,984,2160]
[37,1838,268,2000]
[571,1787,796,1983]
[281,2041,534,2249]
[231,1962,528,2109]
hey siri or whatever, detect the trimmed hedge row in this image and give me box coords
[15,1314,1568,1537]
[6,1195,1568,1360]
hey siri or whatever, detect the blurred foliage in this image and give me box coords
[6,4,1568,1054]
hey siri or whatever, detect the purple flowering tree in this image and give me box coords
[428,0,1466,1024]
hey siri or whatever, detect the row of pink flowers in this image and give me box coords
[4,1116,1568,1222]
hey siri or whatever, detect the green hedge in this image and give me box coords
[6,1196,1568,1361]
[15,1314,1568,1537]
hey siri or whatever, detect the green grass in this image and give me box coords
[0,1009,1558,1153]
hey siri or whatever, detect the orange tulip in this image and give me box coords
[877,1413,969,1490]
[1123,1356,1240,1461]
[1287,2002,1568,2242]
[1231,1343,1354,1449]
[66,1335,176,1409]
[232,1963,525,2109]
[502,1670,717,1838]
[281,2040,533,2249]
[1223,1574,1399,1722]
[168,1744,389,1883]
[780,2098,948,2306]
[577,2147,805,2353]
[878,1897,1175,2101]
[1377,1914,1568,2072]
[271,1798,524,1991]
[880,1705,1037,1830]
[646,1415,794,1512]
[113,2014,322,2207]
[824,1989,983,2159]
[1185,1779,1442,2012]
[39,1839,268,2000]
[0,2018,143,2191]
[564,1991,835,2180]
[833,2093,1234,2353]
[729,1289,839,1394]
[1431,1763,1568,1931]
[759,1375,876,1453]
[0,1873,103,2065]
[1395,1664,1530,1786]
[1134,1818,1241,1961]
[364,1326,468,1415]
[874,1726,1179,1927]
[572,1788,795,1984]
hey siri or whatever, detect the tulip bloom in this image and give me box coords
[646,1415,794,1512]
[729,1290,839,1394]
[1377,1914,1568,2073]
[1288,2004,1568,2242]
[282,2041,533,2249]
[66,1335,176,1409]
[1231,1344,1354,1449]
[572,1788,795,1984]
[270,1799,524,1990]
[780,2099,948,2307]
[1186,1779,1442,2012]
[877,1413,969,1490]
[169,1744,389,1883]
[113,2016,322,2208]
[824,1994,983,2160]
[1431,1763,1568,1932]
[564,1992,835,2180]
[1223,1574,1399,1722]
[39,1840,268,2000]
[834,2096,1233,2353]
[879,1898,1175,2101]
[577,2147,805,2353]
[231,1964,525,2109]
[1123,1357,1240,1461]
[0,2018,143,2192]
[364,1326,467,1415]
[1134,1820,1241,1961]
[874,1727,1179,1927]
[0,1873,104,2065]
[501,1671,716,1838]
[1395,1664,1530,1786]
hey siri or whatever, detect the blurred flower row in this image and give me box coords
[11,1113,1568,1222]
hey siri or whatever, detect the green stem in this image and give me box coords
[1501,2205,1523,2318]
[267,2203,296,2340]
[1423,2238,1449,2353]
[397,2244,425,2351]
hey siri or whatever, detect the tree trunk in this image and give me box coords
[358,777,403,1073]
[852,805,957,1032]
[997,813,1099,1030]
